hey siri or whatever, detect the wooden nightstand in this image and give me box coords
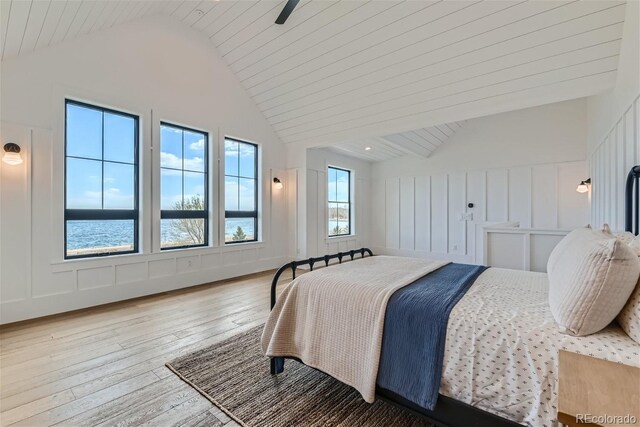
[558,350,640,427]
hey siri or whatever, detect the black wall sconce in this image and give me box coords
[576,178,591,193]
[273,177,283,190]
[2,143,23,165]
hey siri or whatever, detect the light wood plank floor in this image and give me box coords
[0,270,290,426]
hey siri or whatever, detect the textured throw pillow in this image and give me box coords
[617,234,640,344]
[547,226,640,336]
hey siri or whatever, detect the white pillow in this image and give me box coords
[547,226,640,336]
[617,234,640,344]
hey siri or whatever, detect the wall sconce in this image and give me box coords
[2,143,23,165]
[576,178,591,193]
[273,177,283,190]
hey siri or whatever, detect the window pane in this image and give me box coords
[239,178,255,211]
[337,202,350,234]
[66,220,134,257]
[103,113,135,164]
[184,171,206,208]
[183,130,206,172]
[66,158,102,209]
[238,143,256,178]
[160,125,183,169]
[224,140,239,176]
[66,104,102,160]
[328,167,337,201]
[103,162,134,209]
[328,202,339,236]
[225,176,239,211]
[161,169,182,210]
[161,218,205,248]
[336,169,349,202]
[225,217,255,242]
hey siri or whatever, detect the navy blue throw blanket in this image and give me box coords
[377,263,488,410]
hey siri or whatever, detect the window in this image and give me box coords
[160,123,208,249]
[65,100,139,258]
[224,138,258,243]
[328,166,351,237]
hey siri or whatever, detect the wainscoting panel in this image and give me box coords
[486,233,525,270]
[78,266,114,290]
[486,169,508,223]
[415,176,431,252]
[115,262,147,285]
[372,160,588,264]
[590,94,639,231]
[508,166,532,227]
[149,259,176,278]
[448,173,466,255]
[484,227,568,272]
[532,165,558,229]
[400,177,415,251]
[385,177,400,250]
[0,124,31,303]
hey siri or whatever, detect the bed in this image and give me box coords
[262,166,640,427]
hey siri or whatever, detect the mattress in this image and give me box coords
[440,268,640,427]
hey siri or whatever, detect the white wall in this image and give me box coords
[304,148,371,257]
[370,99,590,264]
[0,15,291,324]
[587,1,640,231]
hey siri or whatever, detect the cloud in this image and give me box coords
[160,151,204,172]
[224,179,255,210]
[189,138,205,151]
[225,141,256,158]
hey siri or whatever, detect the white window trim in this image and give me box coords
[52,86,150,264]
[220,134,263,246]
[151,111,218,253]
[326,163,356,239]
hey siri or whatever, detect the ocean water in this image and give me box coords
[67,220,134,250]
[66,218,257,251]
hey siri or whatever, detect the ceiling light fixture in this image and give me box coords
[365,146,372,151]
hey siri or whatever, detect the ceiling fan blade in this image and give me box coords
[275,0,300,24]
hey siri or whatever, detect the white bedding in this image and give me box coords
[440,268,640,427]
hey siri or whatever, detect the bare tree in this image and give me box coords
[172,195,204,244]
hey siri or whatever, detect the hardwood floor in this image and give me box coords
[0,270,290,426]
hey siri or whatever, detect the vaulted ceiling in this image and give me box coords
[329,121,466,161]
[1,0,627,157]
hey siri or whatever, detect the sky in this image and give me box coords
[160,124,207,210]
[66,103,136,209]
[328,167,350,203]
[65,104,257,213]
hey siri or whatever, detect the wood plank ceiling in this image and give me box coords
[329,121,466,162]
[1,0,627,157]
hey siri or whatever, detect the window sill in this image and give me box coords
[51,242,264,271]
[222,240,265,250]
[325,234,357,243]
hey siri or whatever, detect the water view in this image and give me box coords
[66,218,256,255]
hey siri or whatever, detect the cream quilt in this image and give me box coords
[441,268,640,427]
[261,255,448,403]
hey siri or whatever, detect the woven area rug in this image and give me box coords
[166,325,433,427]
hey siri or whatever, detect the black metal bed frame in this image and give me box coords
[268,247,518,426]
[625,165,640,235]
[265,165,640,426]
[269,248,373,374]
